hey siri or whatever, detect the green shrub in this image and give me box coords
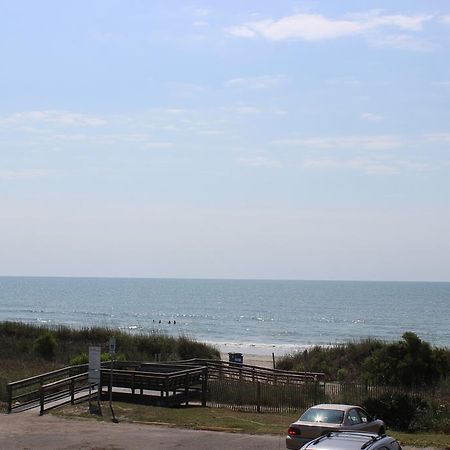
[32,332,57,360]
[69,352,89,365]
[362,332,450,387]
[411,399,450,434]
[70,352,126,365]
[362,393,428,431]
[277,333,450,387]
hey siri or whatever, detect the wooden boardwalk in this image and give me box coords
[6,361,208,415]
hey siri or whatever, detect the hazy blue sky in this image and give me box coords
[1,1,450,281]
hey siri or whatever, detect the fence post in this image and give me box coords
[256,381,261,413]
[70,378,75,405]
[165,376,169,398]
[314,376,318,404]
[7,384,12,413]
[99,370,103,400]
[39,385,44,416]
[201,368,208,407]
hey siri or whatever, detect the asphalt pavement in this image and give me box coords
[0,411,285,450]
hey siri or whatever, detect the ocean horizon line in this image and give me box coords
[1,274,449,284]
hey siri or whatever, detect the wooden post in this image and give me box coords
[185,373,189,406]
[7,384,12,413]
[39,386,44,416]
[314,376,318,404]
[98,372,102,402]
[70,378,75,405]
[201,368,208,407]
[256,381,261,413]
[272,352,276,369]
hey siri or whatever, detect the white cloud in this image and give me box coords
[236,106,261,114]
[326,76,361,86]
[273,135,403,150]
[361,112,384,122]
[425,133,450,143]
[193,21,209,28]
[349,11,432,31]
[1,110,106,127]
[227,25,257,38]
[237,156,281,168]
[368,33,433,52]
[0,169,50,180]
[432,81,450,87]
[193,8,211,18]
[273,109,288,116]
[228,15,361,41]
[301,157,430,175]
[441,16,450,24]
[164,108,189,114]
[226,75,285,89]
[143,141,173,149]
[197,129,224,136]
[227,11,432,43]
[301,158,397,175]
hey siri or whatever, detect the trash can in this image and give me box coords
[228,352,243,366]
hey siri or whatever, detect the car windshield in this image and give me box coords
[299,408,344,424]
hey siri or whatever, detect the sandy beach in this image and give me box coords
[220,352,276,368]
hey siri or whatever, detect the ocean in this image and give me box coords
[1,277,449,356]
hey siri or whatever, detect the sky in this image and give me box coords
[1,0,450,281]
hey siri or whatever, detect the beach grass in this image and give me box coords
[0,321,219,391]
[52,402,450,448]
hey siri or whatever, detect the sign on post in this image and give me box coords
[88,346,101,385]
[109,337,116,355]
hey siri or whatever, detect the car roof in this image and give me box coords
[302,432,392,450]
[308,404,360,411]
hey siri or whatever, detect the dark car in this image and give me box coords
[286,404,385,449]
[298,431,402,450]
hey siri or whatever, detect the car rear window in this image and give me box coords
[299,408,344,424]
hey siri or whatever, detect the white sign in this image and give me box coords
[109,337,116,355]
[88,346,101,385]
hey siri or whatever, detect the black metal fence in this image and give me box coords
[207,379,321,413]
[207,377,450,414]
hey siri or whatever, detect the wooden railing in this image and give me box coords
[100,366,208,407]
[6,364,89,413]
[38,372,91,415]
[174,358,325,385]
[7,362,208,414]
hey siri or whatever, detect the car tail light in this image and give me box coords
[288,427,301,436]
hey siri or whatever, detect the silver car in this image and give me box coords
[286,404,386,449]
[298,431,402,450]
